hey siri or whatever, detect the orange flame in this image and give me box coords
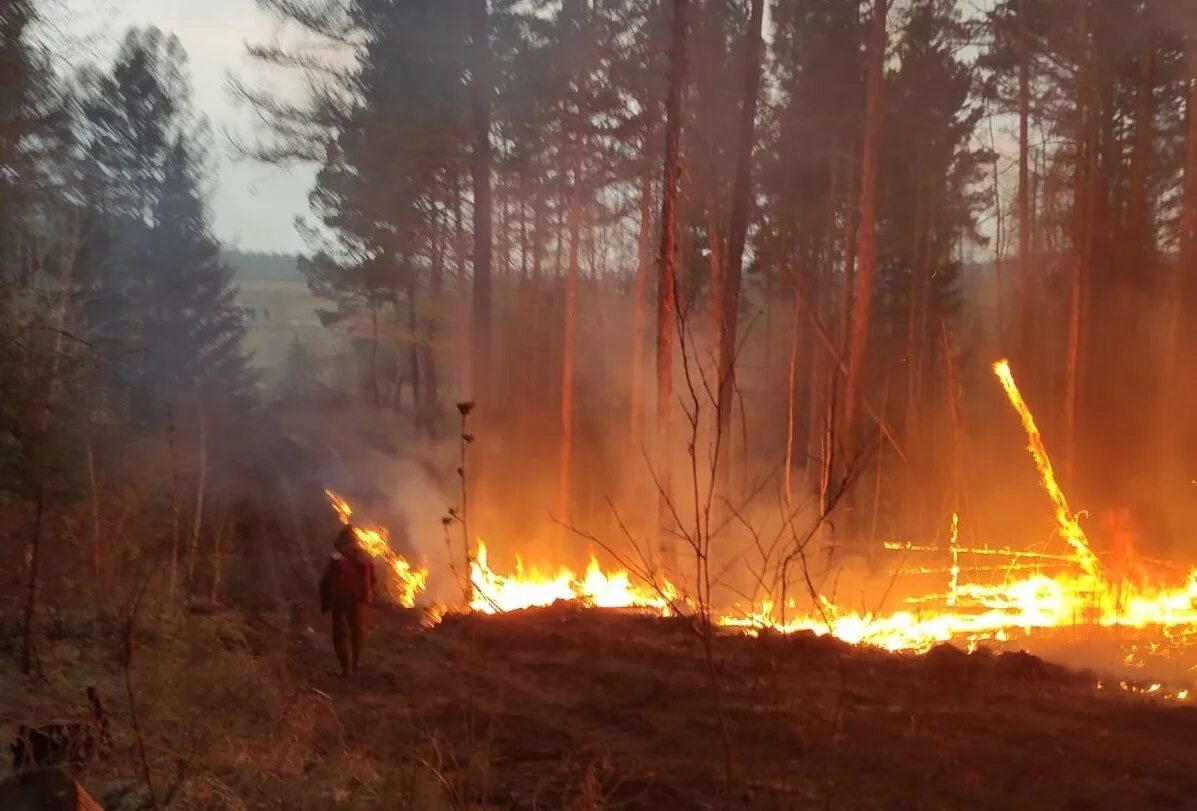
[324,490,429,609]
[467,540,679,615]
[314,359,1197,702]
[992,359,1101,580]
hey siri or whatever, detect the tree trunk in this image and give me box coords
[21,487,44,675]
[1017,0,1032,356]
[427,204,445,433]
[1127,41,1154,262]
[989,113,1006,348]
[404,256,422,423]
[186,400,207,594]
[1171,40,1197,461]
[630,121,656,455]
[87,440,101,584]
[904,182,928,448]
[559,25,590,527]
[716,0,765,451]
[656,0,690,570]
[209,510,234,605]
[368,302,380,407]
[784,283,802,507]
[1178,44,1197,373]
[167,412,181,607]
[839,152,859,358]
[706,185,723,337]
[842,0,887,453]
[1064,0,1090,486]
[470,0,493,402]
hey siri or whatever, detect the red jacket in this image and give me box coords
[319,545,376,610]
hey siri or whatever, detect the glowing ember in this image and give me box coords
[324,490,429,608]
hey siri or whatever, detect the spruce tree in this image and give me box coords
[79,28,252,426]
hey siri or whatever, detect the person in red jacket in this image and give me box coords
[319,525,377,675]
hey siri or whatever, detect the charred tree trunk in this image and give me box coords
[87,441,101,584]
[21,486,44,675]
[470,0,493,402]
[842,0,887,454]
[716,0,765,455]
[631,121,656,455]
[656,0,690,570]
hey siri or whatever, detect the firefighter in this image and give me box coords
[319,525,376,676]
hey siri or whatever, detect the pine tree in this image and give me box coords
[80,28,252,426]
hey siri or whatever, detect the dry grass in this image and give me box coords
[5,603,1197,810]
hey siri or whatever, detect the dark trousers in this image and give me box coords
[331,602,366,674]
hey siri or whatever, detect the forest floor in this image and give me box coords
[3,603,1197,810]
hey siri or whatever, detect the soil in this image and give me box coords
[286,604,1197,811]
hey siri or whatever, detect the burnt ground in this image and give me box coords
[283,605,1197,811]
[5,603,1197,810]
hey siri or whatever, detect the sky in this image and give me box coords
[52,0,316,254]
[45,0,1011,258]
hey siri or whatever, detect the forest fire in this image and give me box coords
[324,490,429,608]
[717,361,1197,664]
[317,361,1197,699]
[467,541,681,615]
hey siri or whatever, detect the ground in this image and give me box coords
[3,604,1197,810]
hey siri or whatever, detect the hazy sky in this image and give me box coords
[55,0,316,254]
[48,0,1009,257]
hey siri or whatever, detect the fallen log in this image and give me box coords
[0,768,103,811]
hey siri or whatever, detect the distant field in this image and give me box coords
[223,251,351,389]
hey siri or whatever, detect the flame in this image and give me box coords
[991,359,1101,580]
[324,490,429,608]
[947,512,961,607]
[468,540,679,615]
[314,359,1197,703]
[716,360,1197,660]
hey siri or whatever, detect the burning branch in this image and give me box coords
[992,360,1102,580]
